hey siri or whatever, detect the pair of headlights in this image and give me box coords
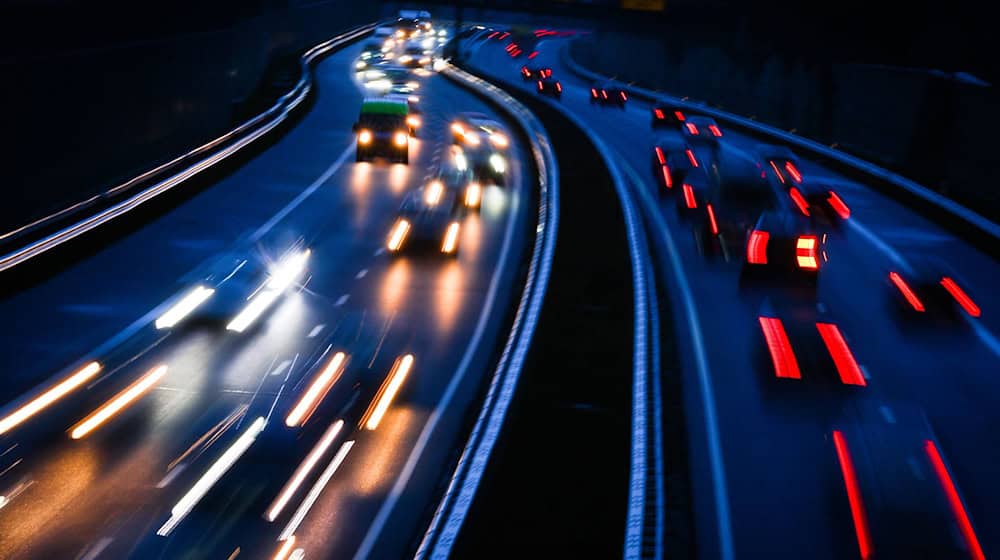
[358,130,408,147]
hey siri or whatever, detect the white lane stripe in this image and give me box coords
[155,464,186,488]
[355,269,367,279]
[335,294,350,307]
[307,324,325,338]
[352,116,523,560]
[249,144,354,243]
[969,317,1000,359]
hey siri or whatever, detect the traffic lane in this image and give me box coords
[474,38,1000,556]
[0,37,372,401]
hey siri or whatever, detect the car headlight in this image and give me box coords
[419,56,431,65]
[400,55,413,63]
[464,132,481,146]
[406,81,420,89]
[451,123,465,136]
[355,60,367,69]
[394,131,408,147]
[489,133,508,148]
[406,115,421,128]
[358,130,373,145]
[489,154,506,174]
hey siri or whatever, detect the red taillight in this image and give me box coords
[685,148,699,167]
[556,82,562,92]
[674,110,686,122]
[706,204,719,235]
[795,235,819,270]
[828,191,851,219]
[784,161,802,183]
[499,32,510,39]
[537,80,543,90]
[685,123,699,135]
[682,184,697,209]
[816,323,865,386]
[708,124,723,137]
[789,187,811,216]
[505,44,514,52]
[758,317,801,379]
[889,272,925,312]
[769,161,786,184]
[660,165,673,189]
[940,277,981,317]
[528,51,539,59]
[601,89,608,99]
[654,109,665,120]
[747,230,769,264]
[925,440,986,560]
[832,431,874,560]
[591,88,598,97]
[488,31,499,39]
[620,91,627,100]
[654,146,665,165]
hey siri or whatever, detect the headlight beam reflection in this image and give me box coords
[0,361,102,436]
[155,286,214,329]
[359,354,414,430]
[285,353,347,428]
[69,364,167,439]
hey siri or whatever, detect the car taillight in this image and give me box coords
[591,88,597,97]
[889,272,925,312]
[654,109,665,120]
[706,204,719,235]
[827,191,851,219]
[674,110,686,122]
[654,146,665,165]
[685,148,699,167]
[816,323,865,386]
[769,161,785,184]
[795,235,819,270]
[759,317,801,379]
[556,82,562,92]
[602,89,608,99]
[685,123,699,135]
[661,165,672,189]
[789,188,811,216]
[682,184,697,208]
[784,161,802,183]
[747,230,769,264]
[620,91,627,100]
[528,51,539,59]
[708,124,722,137]
[537,80,543,90]
[940,277,981,317]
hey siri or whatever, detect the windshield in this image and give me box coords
[359,113,404,131]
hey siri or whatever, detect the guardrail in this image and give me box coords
[560,42,1000,257]
[415,60,560,558]
[0,23,377,273]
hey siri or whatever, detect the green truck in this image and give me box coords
[353,98,410,164]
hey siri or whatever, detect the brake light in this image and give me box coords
[833,431,873,559]
[685,148,699,167]
[654,146,666,165]
[488,31,499,39]
[660,165,673,189]
[827,191,851,219]
[591,88,598,97]
[601,89,608,99]
[708,124,722,137]
[789,188,811,216]
[747,230,769,264]
[769,161,785,184]
[654,109,665,120]
[675,111,686,122]
[784,161,802,183]
[758,317,801,379]
[940,277,981,317]
[816,323,865,386]
[889,272,925,312]
[537,80,543,90]
[685,123,699,135]
[528,51,539,59]
[682,184,697,208]
[925,440,986,560]
[795,235,819,270]
[706,204,719,235]
[556,82,562,92]
[620,91,627,100]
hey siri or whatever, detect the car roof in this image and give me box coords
[361,99,408,115]
[688,116,718,125]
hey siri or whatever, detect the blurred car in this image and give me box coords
[756,302,866,385]
[399,46,431,68]
[450,112,509,150]
[888,257,981,319]
[520,65,553,81]
[354,98,409,164]
[743,210,827,277]
[651,105,688,129]
[536,77,562,98]
[461,180,483,211]
[675,167,712,216]
[651,136,698,191]
[386,181,462,256]
[786,181,852,224]
[682,116,724,144]
[758,144,804,186]
[590,82,628,107]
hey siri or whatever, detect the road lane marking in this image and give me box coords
[307,324,326,337]
[271,360,293,377]
[355,269,368,279]
[335,294,350,306]
[156,464,186,488]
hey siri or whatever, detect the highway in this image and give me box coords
[462,30,999,560]
[0,30,535,559]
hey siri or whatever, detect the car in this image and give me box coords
[887,256,981,320]
[743,210,827,277]
[354,98,410,164]
[520,65,552,80]
[681,116,724,144]
[651,105,689,129]
[373,26,394,40]
[386,181,462,256]
[831,402,983,558]
[651,136,697,191]
[590,82,628,107]
[757,144,804,186]
[450,112,509,150]
[755,301,866,385]
[785,180,852,224]
[155,248,310,334]
[536,77,562,98]
[399,46,431,68]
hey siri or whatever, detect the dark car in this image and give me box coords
[758,144,804,186]
[590,82,627,107]
[386,181,462,256]
[651,136,697,191]
[786,181,852,224]
[354,99,409,163]
[651,105,688,129]
[682,116,724,144]
[536,77,562,98]
[743,210,827,277]
[887,256,981,320]
[520,65,552,81]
